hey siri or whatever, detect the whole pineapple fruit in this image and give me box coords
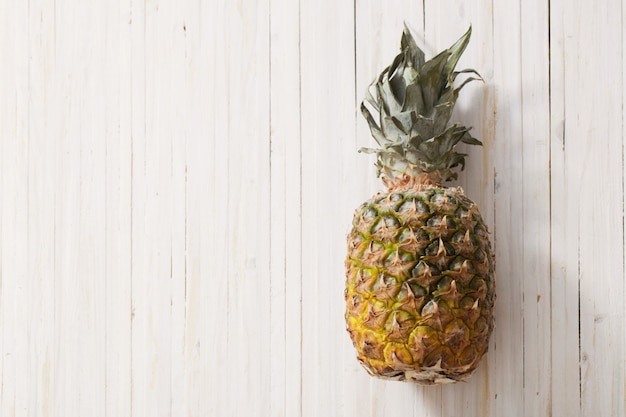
[345,26,494,385]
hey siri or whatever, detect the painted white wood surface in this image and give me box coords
[1,1,625,416]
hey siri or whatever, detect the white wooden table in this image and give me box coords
[1,0,624,416]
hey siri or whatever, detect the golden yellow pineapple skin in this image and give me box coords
[345,185,494,385]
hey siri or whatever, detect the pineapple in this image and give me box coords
[345,26,494,385]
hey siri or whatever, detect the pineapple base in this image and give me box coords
[360,359,476,385]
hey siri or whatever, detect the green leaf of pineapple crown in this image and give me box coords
[360,25,483,184]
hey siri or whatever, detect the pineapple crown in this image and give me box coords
[360,25,483,187]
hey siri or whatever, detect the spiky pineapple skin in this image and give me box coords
[345,185,494,385]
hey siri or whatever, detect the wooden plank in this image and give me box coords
[269,0,303,416]
[623,2,626,413]
[222,0,272,416]
[300,0,355,415]
[126,1,192,415]
[0,1,30,415]
[548,1,581,415]
[129,1,180,414]
[51,0,112,414]
[519,0,552,415]
[154,2,188,415]
[51,3,85,408]
[559,1,625,416]
[490,1,526,415]
[24,0,57,408]
[104,1,133,416]
[623,4,626,417]
[181,1,230,416]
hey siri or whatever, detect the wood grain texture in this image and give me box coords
[1,1,625,416]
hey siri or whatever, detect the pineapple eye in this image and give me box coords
[474,224,488,238]
[426,214,454,229]
[430,193,458,213]
[449,256,472,272]
[459,297,476,310]
[370,215,402,236]
[397,200,412,214]
[414,227,430,241]
[444,195,458,206]
[375,195,387,204]
[469,277,488,300]
[474,317,489,334]
[362,206,378,222]
[347,293,365,313]
[426,239,456,259]
[373,274,402,300]
[395,228,412,243]
[398,200,415,214]
[412,261,441,279]
[378,194,405,213]
[456,194,474,207]
[436,276,453,292]
[385,215,401,228]
[455,207,471,220]
[429,193,446,204]
[415,200,430,214]
[397,198,430,215]
[407,281,428,297]
[451,230,473,244]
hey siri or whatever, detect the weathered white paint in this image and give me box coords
[1,1,625,416]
